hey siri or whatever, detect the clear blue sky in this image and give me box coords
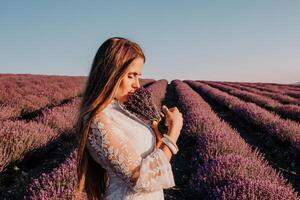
[0,1,299,84]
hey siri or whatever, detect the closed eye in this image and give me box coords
[128,72,142,77]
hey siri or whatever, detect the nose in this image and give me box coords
[133,77,140,89]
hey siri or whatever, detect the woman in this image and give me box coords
[75,37,183,200]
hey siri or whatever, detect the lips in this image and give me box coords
[128,91,135,95]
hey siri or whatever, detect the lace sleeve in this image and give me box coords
[86,112,175,193]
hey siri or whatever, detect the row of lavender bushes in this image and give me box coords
[202,81,300,122]
[146,79,168,109]
[222,81,300,106]
[0,98,81,199]
[187,80,300,154]
[22,79,168,199]
[236,82,300,99]
[220,81,300,93]
[0,97,81,173]
[172,80,299,199]
[261,84,300,99]
[222,82,300,119]
[139,78,156,87]
[0,74,86,120]
[24,149,81,200]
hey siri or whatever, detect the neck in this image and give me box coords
[113,98,123,105]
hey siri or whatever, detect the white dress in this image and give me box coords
[86,98,175,200]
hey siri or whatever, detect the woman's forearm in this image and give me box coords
[158,127,179,162]
[159,142,173,162]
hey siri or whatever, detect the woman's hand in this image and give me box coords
[161,105,183,142]
[151,120,163,148]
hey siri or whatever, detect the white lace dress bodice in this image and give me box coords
[86,99,175,200]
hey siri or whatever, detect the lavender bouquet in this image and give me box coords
[123,87,168,134]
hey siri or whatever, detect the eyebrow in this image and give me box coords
[128,72,142,75]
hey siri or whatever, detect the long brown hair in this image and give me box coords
[74,37,145,200]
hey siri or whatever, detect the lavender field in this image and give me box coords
[0,74,299,199]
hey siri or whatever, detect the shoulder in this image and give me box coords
[91,109,120,132]
[92,112,110,127]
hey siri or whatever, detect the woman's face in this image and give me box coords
[114,57,144,103]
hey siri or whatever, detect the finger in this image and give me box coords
[165,120,169,127]
[151,121,160,131]
[162,105,171,116]
[151,121,162,138]
[171,106,178,110]
[159,111,165,117]
[151,120,158,127]
[162,105,167,111]
[169,107,178,112]
[168,107,175,112]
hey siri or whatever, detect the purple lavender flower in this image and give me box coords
[124,87,168,134]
